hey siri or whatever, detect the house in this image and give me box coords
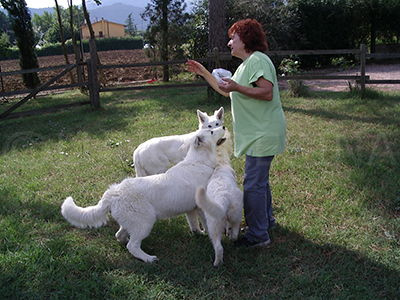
[81,18,125,39]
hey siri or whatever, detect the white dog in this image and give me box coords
[195,130,243,267]
[133,107,224,177]
[61,127,226,263]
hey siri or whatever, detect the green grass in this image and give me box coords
[0,87,399,299]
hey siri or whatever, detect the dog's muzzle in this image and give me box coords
[217,138,226,146]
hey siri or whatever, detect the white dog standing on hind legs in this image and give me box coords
[195,129,243,267]
[61,127,226,263]
[133,107,224,177]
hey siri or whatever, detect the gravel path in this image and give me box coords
[279,62,400,92]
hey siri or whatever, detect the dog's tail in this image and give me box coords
[61,193,112,229]
[196,186,225,220]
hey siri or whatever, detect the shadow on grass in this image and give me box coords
[0,87,224,156]
[283,92,400,127]
[283,90,400,215]
[338,130,400,213]
[0,188,399,299]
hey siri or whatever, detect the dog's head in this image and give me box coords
[194,126,226,148]
[197,107,224,130]
[180,126,226,153]
[216,129,233,165]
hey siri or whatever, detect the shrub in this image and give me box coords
[0,36,144,60]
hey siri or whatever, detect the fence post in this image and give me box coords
[0,65,4,95]
[88,38,100,108]
[360,44,366,98]
[213,47,221,69]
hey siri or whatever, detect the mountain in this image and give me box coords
[12,2,150,31]
[28,7,54,15]
[86,0,150,10]
[88,3,148,31]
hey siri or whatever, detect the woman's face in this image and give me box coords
[227,32,246,59]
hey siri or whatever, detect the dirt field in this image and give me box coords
[0,49,399,94]
[0,50,154,94]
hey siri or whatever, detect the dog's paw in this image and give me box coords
[146,256,158,263]
[191,229,205,235]
[213,259,223,267]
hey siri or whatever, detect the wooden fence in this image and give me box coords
[1,43,399,119]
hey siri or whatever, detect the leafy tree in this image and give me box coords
[288,0,352,50]
[0,11,10,56]
[0,31,10,56]
[141,0,190,82]
[348,0,400,52]
[292,0,400,54]
[190,0,297,55]
[125,12,137,35]
[0,10,9,32]
[32,10,53,36]
[186,0,209,59]
[32,5,84,44]
[1,0,40,89]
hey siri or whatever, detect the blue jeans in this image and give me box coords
[243,155,275,242]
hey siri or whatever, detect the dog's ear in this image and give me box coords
[194,135,203,147]
[215,107,224,123]
[197,110,208,125]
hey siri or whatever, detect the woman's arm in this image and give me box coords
[219,76,273,101]
[186,60,230,97]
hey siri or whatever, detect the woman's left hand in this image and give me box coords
[218,78,238,93]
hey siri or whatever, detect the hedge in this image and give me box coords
[0,36,144,61]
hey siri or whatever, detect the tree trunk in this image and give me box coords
[208,0,228,101]
[55,0,75,83]
[161,0,169,82]
[67,0,84,90]
[82,0,106,85]
[370,11,376,53]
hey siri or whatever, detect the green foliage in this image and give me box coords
[279,56,300,76]
[125,12,137,35]
[279,57,308,98]
[0,87,399,298]
[227,0,298,51]
[94,36,144,51]
[32,5,84,45]
[285,79,309,98]
[1,0,40,89]
[0,31,10,57]
[141,0,191,81]
[0,10,9,33]
[292,0,400,60]
[185,0,209,59]
[0,36,144,60]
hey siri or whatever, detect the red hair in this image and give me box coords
[228,19,268,53]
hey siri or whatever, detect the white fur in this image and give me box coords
[61,127,226,263]
[133,107,224,177]
[195,130,243,267]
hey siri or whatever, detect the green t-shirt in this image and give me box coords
[230,51,286,157]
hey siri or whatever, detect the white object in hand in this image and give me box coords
[212,68,232,84]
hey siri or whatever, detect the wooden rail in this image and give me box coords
[1,43,399,119]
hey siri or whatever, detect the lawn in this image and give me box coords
[0,86,399,299]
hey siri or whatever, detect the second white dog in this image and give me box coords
[133,107,224,177]
[61,127,226,263]
[195,130,243,267]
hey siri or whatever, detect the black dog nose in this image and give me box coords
[223,126,225,130]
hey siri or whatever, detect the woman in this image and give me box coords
[186,19,286,247]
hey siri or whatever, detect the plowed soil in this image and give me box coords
[0,49,154,94]
[0,49,399,94]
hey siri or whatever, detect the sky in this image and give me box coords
[25,0,72,8]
